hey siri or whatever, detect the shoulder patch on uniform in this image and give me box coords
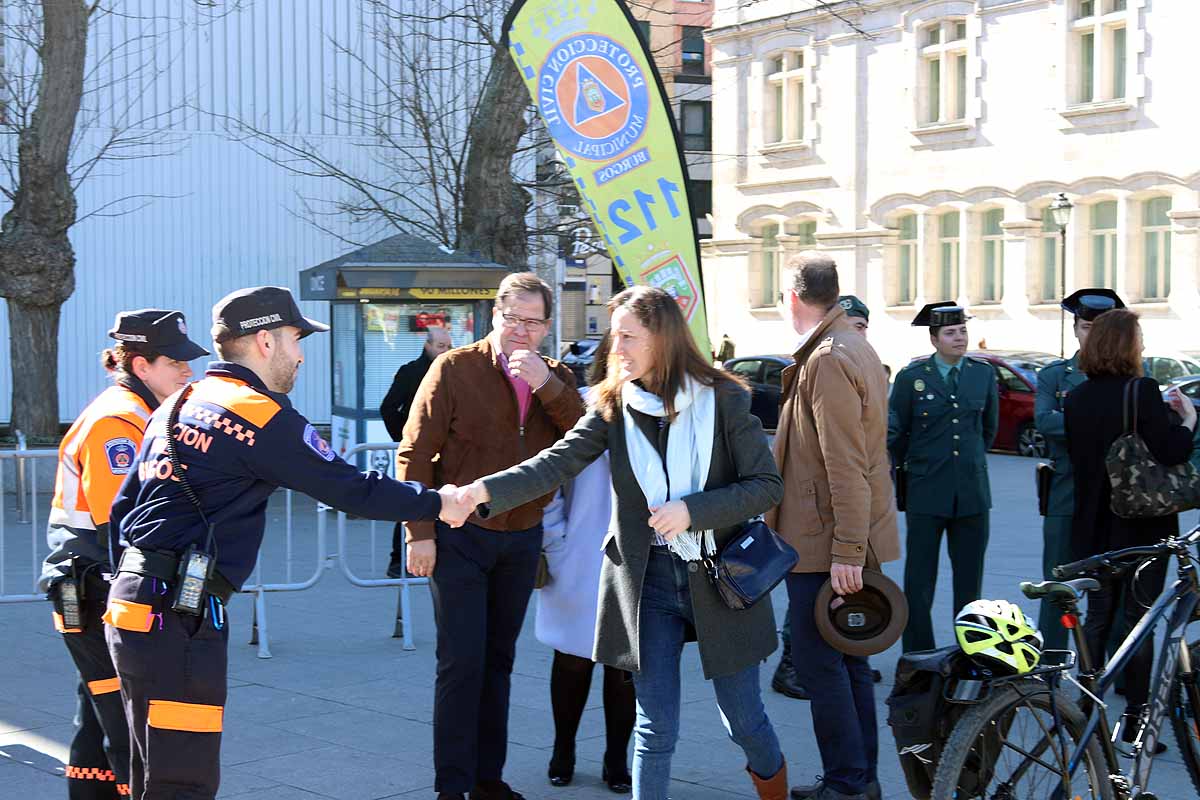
[104,438,137,474]
[303,424,336,462]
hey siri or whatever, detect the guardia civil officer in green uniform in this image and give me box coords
[1033,288,1125,649]
[889,302,998,653]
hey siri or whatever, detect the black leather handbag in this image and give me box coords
[702,517,799,611]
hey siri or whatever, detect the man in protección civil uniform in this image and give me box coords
[888,302,998,653]
[103,287,470,800]
[1033,288,1125,649]
[42,309,209,800]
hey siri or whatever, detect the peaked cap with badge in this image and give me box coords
[109,309,210,361]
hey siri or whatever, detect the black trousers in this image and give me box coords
[1083,556,1169,708]
[56,572,132,799]
[105,572,229,800]
[429,520,542,793]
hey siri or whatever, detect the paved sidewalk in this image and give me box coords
[2,453,1198,798]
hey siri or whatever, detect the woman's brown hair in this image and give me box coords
[594,286,745,420]
[100,342,160,377]
[1078,308,1144,379]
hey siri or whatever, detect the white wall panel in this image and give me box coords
[0,0,503,425]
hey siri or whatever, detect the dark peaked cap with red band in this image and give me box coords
[211,286,329,343]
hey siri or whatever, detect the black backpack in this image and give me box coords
[886,646,990,799]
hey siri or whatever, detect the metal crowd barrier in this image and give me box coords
[1,443,430,660]
[0,449,59,603]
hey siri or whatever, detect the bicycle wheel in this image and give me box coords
[931,678,1113,800]
[1170,640,1200,795]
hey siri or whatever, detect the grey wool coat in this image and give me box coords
[480,382,784,680]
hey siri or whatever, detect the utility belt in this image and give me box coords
[118,546,235,605]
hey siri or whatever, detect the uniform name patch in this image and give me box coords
[303,425,335,462]
[104,438,137,474]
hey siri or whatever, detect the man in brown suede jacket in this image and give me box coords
[769,254,899,800]
[396,272,583,800]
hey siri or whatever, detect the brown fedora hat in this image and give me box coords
[814,569,908,657]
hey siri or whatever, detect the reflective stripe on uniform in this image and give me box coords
[102,599,156,632]
[87,676,121,695]
[147,699,223,732]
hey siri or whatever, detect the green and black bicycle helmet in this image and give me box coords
[954,599,1044,675]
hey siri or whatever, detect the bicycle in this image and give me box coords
[930,525,1200,799]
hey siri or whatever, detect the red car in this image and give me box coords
[909,350,1059,457]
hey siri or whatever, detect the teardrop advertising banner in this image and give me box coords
[503,0,711,354]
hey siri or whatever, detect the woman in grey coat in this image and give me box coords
[457,287,788,800]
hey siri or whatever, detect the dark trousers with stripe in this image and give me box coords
[902,511,989,653]
[104,573,228,800]
[57,573,132,799]
[429,521,542,793]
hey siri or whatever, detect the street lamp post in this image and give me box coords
[1050,193,1074,358]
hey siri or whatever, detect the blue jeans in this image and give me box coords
[786,572,878,795]
[631,548,783,800]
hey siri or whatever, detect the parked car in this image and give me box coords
[562,338,602,386]
[723,355,791,430]
[908,350,1059,457]
[1143,353,1200,389]
[1166,375,1200,412]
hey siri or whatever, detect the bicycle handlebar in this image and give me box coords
[1053,544,1176,580]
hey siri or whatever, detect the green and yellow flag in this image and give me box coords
[503,0,711,353]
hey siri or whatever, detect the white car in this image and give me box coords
[1144,353,1200,389]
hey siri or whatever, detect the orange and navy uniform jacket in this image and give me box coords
[40,377,158,592]
[110,362,442,590]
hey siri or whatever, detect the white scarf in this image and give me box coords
[622,378,716,561]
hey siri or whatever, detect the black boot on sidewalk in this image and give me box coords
[771,639,809,700]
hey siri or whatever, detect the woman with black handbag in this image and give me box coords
[456,286,788,800]
[1065,307,1196,744]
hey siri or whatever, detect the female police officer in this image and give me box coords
[40,309,209,799]
[888,302,999,653]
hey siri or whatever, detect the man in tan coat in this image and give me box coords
[768,253,900,800]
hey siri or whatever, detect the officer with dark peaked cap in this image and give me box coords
[888,303,999,652]
[42,309,209,800]
[103,287,464,800]
[1033,288,1125,649]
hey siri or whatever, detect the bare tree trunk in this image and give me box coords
[460,50,530,268]
[0,0,87,437]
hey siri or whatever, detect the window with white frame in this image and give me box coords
[1038,208,1063,303]
[1089,201,1118,287]
[1142,196,1172,300]
[764,51,806,145]
[938,211,961,299]
[896,214,918,305]
[756,222,781,307]
[980,208,1004,303]
[1072,0,1128,105]
[919,20,968,125]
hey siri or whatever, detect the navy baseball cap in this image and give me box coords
[108,309,210,361]
[838,295,870,321]
[1061,288,1125,321]
[912,302,969,328]
[211,286,329,343]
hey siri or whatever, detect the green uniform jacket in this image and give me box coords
[1033,354,1089,517]
[888,355,999,518]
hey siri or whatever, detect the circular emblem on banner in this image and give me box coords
[538,34,651,162]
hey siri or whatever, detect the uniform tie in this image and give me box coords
[947,366,959,395]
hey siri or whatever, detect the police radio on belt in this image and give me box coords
[58,576,84,629]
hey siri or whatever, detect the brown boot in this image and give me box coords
[748,762,789,800]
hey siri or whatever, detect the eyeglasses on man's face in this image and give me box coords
[499,312,549,331]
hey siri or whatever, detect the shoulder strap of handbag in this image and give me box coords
[1122,377,1142,437]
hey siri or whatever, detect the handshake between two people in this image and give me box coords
[434,481,490,528]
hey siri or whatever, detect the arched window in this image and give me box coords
[980,208,1004,302]
[1141,196,1172,300]
[896,214,918,305]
